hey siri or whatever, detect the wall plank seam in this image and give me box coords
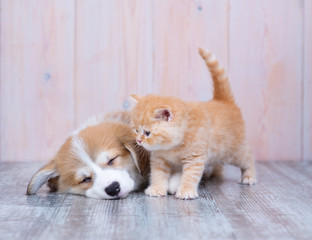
[151,0,155,91]
[74,0,78,130]
[0,0,2,162]
[226,0,230,75]
[301,0,305,161]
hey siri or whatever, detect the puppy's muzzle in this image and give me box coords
[105,181,121,197]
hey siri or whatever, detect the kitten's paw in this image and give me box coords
[145,186,167,197]
[239,176,257,185]
[175,188,199,200]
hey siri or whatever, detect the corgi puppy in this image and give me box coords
[27,112,150,199]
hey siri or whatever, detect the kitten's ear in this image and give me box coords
[26,160,59,195]
[153,108,173,122]
[129,94,141,104]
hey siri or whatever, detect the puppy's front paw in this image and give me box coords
[239,176,256,185]
[168,173,182,195]
[145,186,167,197]
[175,188,199,200]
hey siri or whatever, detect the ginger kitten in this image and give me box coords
[130,48,256,200]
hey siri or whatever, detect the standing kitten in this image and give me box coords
[130,48,256,200]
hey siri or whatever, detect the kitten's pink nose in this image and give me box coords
[137,139,142,144]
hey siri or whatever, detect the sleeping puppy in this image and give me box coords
[27,112,150,199]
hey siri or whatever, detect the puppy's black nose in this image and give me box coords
[105,181,120,196]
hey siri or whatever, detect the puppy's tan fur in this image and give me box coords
[130,48,256,200]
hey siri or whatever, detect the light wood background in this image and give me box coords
[0,0,311,162]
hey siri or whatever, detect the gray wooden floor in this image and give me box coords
[0,162,311,240]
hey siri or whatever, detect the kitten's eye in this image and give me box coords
[108,156,118,165]
[80,177,92,184]
[134,128,138,134]
[144,131,151,137]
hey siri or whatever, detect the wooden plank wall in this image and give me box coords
[229,1,303,161]
[0,0,76,162]
[0,0,311,162]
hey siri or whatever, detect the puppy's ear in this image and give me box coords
[26,160,59,195]
[47,176,60,192]
[124,141,150,177]
[124,143,141,174]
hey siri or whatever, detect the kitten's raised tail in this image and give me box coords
[198,48,235,103]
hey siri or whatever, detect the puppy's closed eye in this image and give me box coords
[108,156,118,166]
[80,177,92,184]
